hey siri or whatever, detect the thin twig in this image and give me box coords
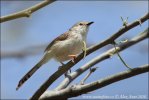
[80,67,98,85]
[30,13,149,100]
[0,0,56,23]
[40,64,149,100]
[113,41,132,69]
[120,16,129,27]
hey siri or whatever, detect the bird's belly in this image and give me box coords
[52,38,83,62]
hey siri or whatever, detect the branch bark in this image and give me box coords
[0,0,56,23]
[55,28,149,90]
[40,64,149,100]
[30,13,149,100]
[80,67,98,85]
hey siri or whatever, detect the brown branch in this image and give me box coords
[39,64,149,100]
[30,13,149,100]
[55,28,148,90]
[0,0,56,23]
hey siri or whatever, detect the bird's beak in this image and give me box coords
[87,22,94,26]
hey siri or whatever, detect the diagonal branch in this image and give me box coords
[0,0,56,23]
[55,28,148,90]
[30,13,149,100]
[40,64,149,100]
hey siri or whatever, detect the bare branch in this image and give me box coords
[30,13,149,100]
[55,28,148,90]
[0,0,56,23]
[80,67,98,85]
[40,64,149,100]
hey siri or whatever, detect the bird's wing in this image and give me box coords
[16,32,69,90]
[44,32,69,52]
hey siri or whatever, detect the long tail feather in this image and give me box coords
[16,53,51,90]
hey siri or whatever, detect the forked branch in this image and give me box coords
[40,64,149,100]
[0,0,56,23]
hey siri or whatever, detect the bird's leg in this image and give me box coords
[68,54,77,63]
[82,41,87,59]
[67,54,77,74]
[59,62,71,77]
[58,62,65,70]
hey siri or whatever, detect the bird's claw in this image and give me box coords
[68,54,77,63]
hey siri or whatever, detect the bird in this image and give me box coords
[16,21,94,90]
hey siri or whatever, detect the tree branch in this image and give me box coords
[0,0,56,23]
[55,28,148,90]
[30,13,149,100]
[80,67,98,85]
[40,64,149,100]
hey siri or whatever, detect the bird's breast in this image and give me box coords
[52,34,85,62]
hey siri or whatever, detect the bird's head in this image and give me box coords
[70,21,94,35]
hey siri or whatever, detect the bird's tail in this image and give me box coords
[16,53,51,90]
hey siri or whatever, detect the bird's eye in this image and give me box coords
[79,23,83,25]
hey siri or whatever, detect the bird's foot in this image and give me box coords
[58,62,65,70]
[64,69,71,77]
[58,66,62,70]
[58,62,71,77]
[68,54,77,63]
[64,71,68,77]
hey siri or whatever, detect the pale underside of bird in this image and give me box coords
[16,21,94,90]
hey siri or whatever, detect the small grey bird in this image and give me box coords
[16,21,94,90]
